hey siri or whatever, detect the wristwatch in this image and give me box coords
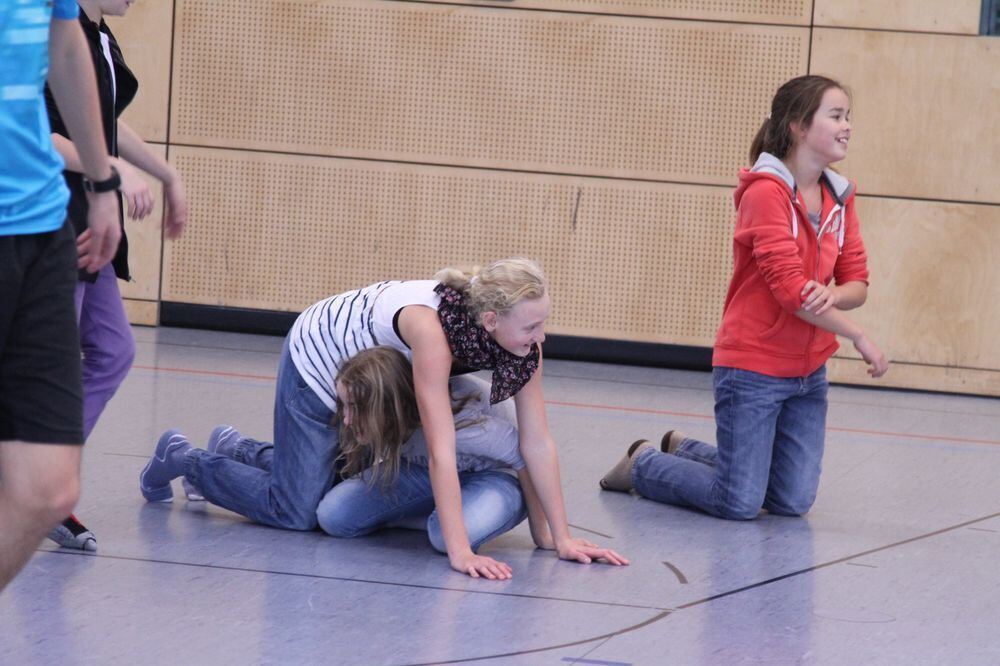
[81,166,121,193]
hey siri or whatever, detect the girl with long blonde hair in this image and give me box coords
[142,258,627,578]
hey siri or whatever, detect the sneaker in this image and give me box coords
[47,514,97,552]
[140,430,192,503]
[207,425,242,459]
[599,439,653,492]
[183,425,242,501]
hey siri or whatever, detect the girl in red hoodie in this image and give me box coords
[600,75,889,520]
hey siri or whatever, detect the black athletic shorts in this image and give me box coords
[0,220,83,444]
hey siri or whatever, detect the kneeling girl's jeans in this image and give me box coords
[631,365,828,520]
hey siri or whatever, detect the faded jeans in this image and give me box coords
[183,337,339,530]
[316,465,526,553]
[632,366,828,520]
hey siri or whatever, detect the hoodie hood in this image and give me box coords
[735,152,854,207]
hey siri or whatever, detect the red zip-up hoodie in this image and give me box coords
[713,153,870,378]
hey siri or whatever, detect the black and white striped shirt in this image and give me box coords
[288,280,441,411]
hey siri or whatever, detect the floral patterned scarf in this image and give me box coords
[434,283,540,404]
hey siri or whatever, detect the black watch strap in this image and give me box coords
[82,165,121,193]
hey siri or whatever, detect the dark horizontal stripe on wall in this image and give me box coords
[160,302,713,371]
[161,302,298,337]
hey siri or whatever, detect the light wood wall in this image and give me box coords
[108,0,1000,396]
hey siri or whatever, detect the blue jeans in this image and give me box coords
[184,337,339,530]
[316,465,526,553]
[633,366,828,520]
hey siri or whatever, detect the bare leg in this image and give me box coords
[0,441,81,592]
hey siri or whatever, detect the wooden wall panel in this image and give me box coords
[171,0,807,184]
[813,0,981,34]
[419,0,812,25]
[834,196,999,371]
[118,144,166,302]
[811,28,1000,205]
[116,0,997,395]
[106,0,173,143]
[827,358,1000,396]
[123,299,159,326]
[161,147,733,345]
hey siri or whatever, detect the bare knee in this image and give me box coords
[9,468,80,525]
[0,443,81,525]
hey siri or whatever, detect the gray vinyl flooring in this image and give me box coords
[2,326,999,665]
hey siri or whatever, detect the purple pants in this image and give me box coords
[75,265,135,440]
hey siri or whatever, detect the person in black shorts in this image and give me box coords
[0,1,120,592]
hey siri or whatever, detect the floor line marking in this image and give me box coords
[132,364,274,381]
[40,509,1000,664]
[132,364,1000,447]
[35,549,667,612]
[568,523,613,539]
[675,509,1000,611]
[560,657,631,666]
[400,508,1000,664]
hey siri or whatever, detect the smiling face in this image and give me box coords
[795,87,852,166]
[482,293,551,357]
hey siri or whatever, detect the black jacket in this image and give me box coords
[44,12,138,282]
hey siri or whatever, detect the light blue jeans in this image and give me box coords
[316,465,526,553]
[183,337,339,530]
[632,366,828,520]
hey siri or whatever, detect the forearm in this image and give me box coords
[834,280,868,311]
[50,133,83,173]
[117,121,178,184]
[47,20,112,181]
[796,306,865,342]
[427,457,472,558]
[516,468,552,549]
[519,439,572,544]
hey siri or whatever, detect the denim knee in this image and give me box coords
[316,508,356,537]
[427,473,525,553]
[765,492,816,517]
[716,490,764,521]
[315,491,362,537]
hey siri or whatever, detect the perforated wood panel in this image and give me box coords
[811,28,1000,205]
[123,299,159,326]
[171,0,807,184]
[813,0,981,34]
[834,196,1000,370]
[427,1,812,25]
[118,144,166,301]
[162,147,733,345]
[827,357,1000,396]
[105,0,173,143]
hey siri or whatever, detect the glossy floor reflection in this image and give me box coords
[2,327,998,665]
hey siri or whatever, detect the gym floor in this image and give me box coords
[2,326,998,665]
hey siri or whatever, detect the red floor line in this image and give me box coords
[132,364,275,381]
[548,400,1000,446]
[135,365,1000,447]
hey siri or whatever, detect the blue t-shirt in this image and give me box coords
[0,0,79,236]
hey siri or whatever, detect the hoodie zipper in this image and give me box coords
[793,193,828,376]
